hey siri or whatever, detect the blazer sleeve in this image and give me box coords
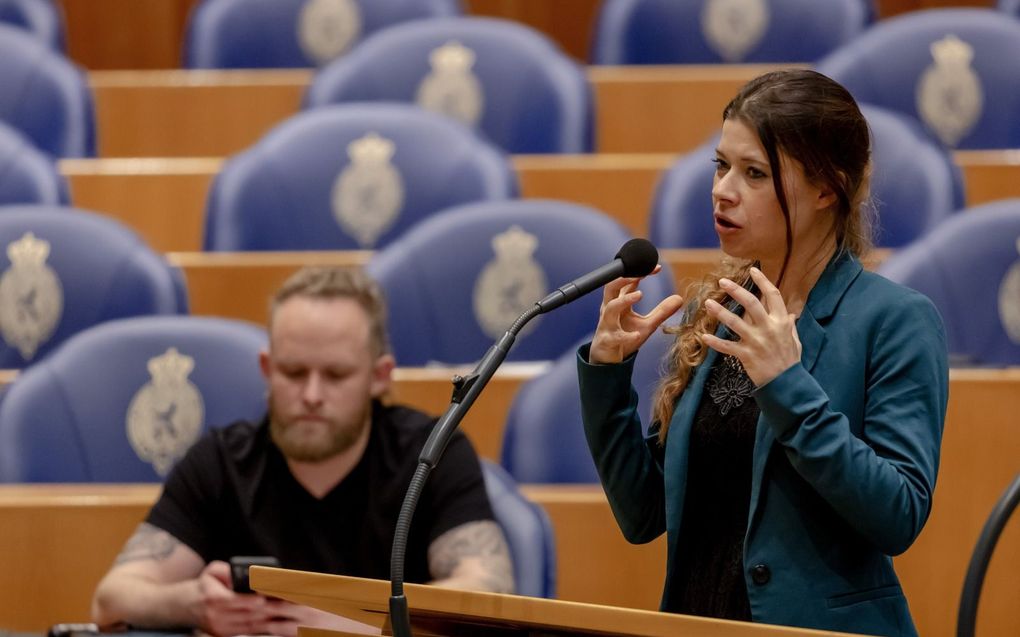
[753,292,949,556]
[577,343,667,544]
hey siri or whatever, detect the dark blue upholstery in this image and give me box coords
[816,9,1020,149]
[0,120,69,204]
[366,199,674,366]
[999,0,1020,16]
[479,460,556,598]
[0,0,64,49]
[203,103,516,251]
[878,199,1020,367]
[304,17,592,154]
[184,0,460,69]
[500,329,673,484]
[0,23,93,157]
[591,0,867,64]
[0,316,268,482]
[649,104,963,248]
[0,206,186,368]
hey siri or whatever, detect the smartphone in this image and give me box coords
[229,555,280,594]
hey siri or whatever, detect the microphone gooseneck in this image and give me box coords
[388,239,659,637]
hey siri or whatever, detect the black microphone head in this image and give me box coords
[615,238,659,277]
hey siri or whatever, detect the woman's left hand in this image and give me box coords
[700,267,802,387]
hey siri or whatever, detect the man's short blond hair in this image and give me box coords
[270,267,390,356]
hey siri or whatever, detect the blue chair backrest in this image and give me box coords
[0,23,93,157]
[999,0,1020,17]
[479,459,556,598]
[0,120,69,205]
[649,104,963,248]
[184,0,461,69]
[0,316,268,482]
[591,0,868,64]
[0,206,187,368]
[366,199,673,366]
[816,8,1020,149]
[0,0,63,50]
[304,17,592,154]
[203,103,517,251]
[878,199,1020,367]
[501,329,673,484]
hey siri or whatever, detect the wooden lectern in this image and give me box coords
[251,566,867,637]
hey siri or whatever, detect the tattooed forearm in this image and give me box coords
[114,523,182,565]
[427,520,515,594]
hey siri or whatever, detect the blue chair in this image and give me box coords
[816,9,1020,149]
[878,199,1020,366]
[0,0,64,50]
[305,17,592,154]
[479,460,556,598]
[203,103,517,251]
[0,206,187,368]
[366,199,673,366]
[501,329,673,484]
[999,0,1020,17]
[0,120,69,205]
[650,104,963,248]
[0,23,93,157]
[0,316,267,482]
[591,0,867,64]
[184,0,460,69]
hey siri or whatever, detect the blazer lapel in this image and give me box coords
[746,252,863,537]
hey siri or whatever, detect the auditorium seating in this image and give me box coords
[501,328,674,484]
[479,460,557,598]
[0,0,63,50]
[0,120,69,205]
[649,104,963,248]
[184,0,460,69]
[878,199,1020,367]
[366,199,674,366]
[0,23,93,157]
[0,315,267,482]
[591,0,868,64]
[304,17,593,154]
[816,8,1020,149]
[203,103,517,251]
[0,206,187,369]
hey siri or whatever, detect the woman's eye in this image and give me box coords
[711,158,728,172]
[747,166,767,179]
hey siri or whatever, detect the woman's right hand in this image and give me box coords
[589,265,684,364]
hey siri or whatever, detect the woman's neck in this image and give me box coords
[759,239,837,316]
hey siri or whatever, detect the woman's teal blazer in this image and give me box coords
[578,252,949,637]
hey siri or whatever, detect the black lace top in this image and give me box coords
[666,352,758,621]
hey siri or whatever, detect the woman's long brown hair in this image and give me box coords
[651,69,875,444]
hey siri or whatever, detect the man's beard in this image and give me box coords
[268,395,371,463]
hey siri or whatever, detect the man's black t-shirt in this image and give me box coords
[147,401,493,583]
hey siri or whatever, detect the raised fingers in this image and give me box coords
[748,267,787,316]
[719,277,768,323]
[704,298,749,339]
[640,294,685,331]
[602,276,640,303]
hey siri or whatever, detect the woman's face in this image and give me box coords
[711,118,833,268]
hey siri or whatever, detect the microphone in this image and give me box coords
[535,238,659,313]
[389,238,660,637]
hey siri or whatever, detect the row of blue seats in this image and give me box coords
[0,98,968,251]
[4,6,1020,159]
[0,197,1018,488]
[0,185,1018,369]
